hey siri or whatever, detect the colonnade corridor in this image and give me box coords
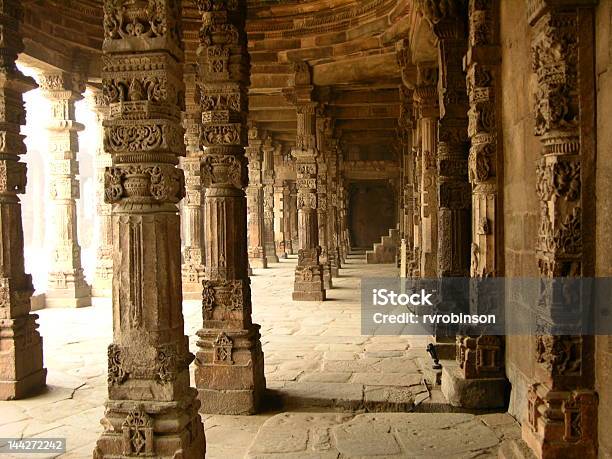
[0,254,520,458]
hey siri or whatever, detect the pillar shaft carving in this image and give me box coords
[288,180,299,253]
[273,183,286,258]
[95,0,205,457]
[286,62,326,301]
[454,0,505,383]
[326,138,341,276]
[90,89,113,298]
[398,85,414,276]
[421,1,472,278]
[414,63,439,278]
[524,2,598,457]
[246,128,267,268]
[39,71,91,308]
[0,0,46,400]
[194,0,266,415]
[181,69,206,297]
[262,138,278,263]
[316,110,332,288]
[281,182,294,255]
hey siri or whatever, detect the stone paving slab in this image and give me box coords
[245,412,520,458]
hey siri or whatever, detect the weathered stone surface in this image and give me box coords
[332,415,402,456]
[441,365,508,409]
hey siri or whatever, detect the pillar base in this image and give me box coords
[249,256,268,269]
[521,386,597,459]
[195,325,266,415]
[44,291,92,308]
[0,315,47,400]
[322,262,333,289]
[0,368,47,401]
[266,254,279,264]
[198,388,263,416]
[94,395,206,459]
[293,264,326,301]
[441,364,507,409]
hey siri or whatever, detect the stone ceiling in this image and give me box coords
[20,0,435,153]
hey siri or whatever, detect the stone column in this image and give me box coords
[89,88,113,298]
[398,85,414,277]
[261,137,278,264]
[338,179,349,262]
[181,68,206,299]
[316,110,332,288]
[420,1,471,279]
[282,181,294,255]
[288,180,299,253]
[194,0,266,415]
[94,1,205,457]
[443,0,507,410]
[245,128,267,268]
[327,138,341,276]
[523,2,598,457]
[413,63,439,278]
[273,183,287,259]
[409,144,422,277]
[39,71,91,308]
[285,63,326,301]
[0,0,46,400]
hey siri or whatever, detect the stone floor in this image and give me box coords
[0,254,521,458]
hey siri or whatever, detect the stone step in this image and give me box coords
[267,380,430,413]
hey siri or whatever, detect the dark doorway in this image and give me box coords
[348,180,396,249]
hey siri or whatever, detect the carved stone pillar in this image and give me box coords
[398,86,414,277]
[409,145,422,277]
[180,68,207,299]
[94,1,206,457]
[194,0,266,415]
[315,111,333,287]
[39,71,91,308]
[0,0,47,400]
[327,138,341,276]
[89,88,113,298]
[522,2,598,457]
[285,64,326,301]
[282,181,294,255]
[338,180,349,262]
[288,180,299,253]
[420,1,471,279]
[414,63,439,278]
[261,138,278,264]
[442,0,508,410]
[273,183,286,259]
[316,160,332,289]
[245,128,267,268]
